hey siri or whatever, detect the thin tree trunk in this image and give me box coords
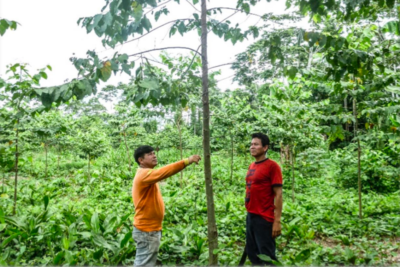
[353,91,362,219]
[13,122,19,215]
[201,0,218,264]
[123,131,132,172]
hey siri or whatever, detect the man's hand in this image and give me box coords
[272,221,281,238]
[188,155,201,165]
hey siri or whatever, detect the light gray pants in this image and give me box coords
[132,227,162,266]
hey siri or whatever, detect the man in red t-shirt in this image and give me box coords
[244,133,283,265]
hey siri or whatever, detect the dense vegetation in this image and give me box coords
[1,0,400,266]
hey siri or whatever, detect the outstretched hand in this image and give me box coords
[188,155,201,165]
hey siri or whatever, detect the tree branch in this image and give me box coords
[128,47,202,58]
[181,44,202,78]
[185,0,201,13]
[208,10,239,34]
[144,0,173,16]
[207,7,262,18]
[124,19,192,45]
[209,62,234,70]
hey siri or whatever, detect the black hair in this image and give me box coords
[251,133,270,147]
[134,145,154,165]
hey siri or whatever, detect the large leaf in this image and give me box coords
[43,195,49,210]
[92,234,114,250]
[91,213,101,234]
[383,21,400,36]
[140,78,159,89]
[295,248,311,262]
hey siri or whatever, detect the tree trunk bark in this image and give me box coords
[201,0,218,264]
[123,131,132,172]
[353,93,362,219]
[13,122,19,215]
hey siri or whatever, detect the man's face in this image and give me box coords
[139,151,157,168]
[250,138,268,158]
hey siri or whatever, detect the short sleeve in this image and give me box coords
[270,162,283,187]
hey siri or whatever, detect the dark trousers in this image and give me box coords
[246,212,277,265]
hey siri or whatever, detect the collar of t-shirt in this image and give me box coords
[255,158,269,164]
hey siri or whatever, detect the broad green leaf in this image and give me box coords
[122,64,132,75]
[93,249,103,260]
[53,251,65,265]
[2,232,22,247]
[386,0,395,8]
[65,250,74,264]
[0,223,6,232]
[142,16,152,32]
[383,21,400,36]
[140,78,159,89]
[91,213,101,234]
[133,4,143,22]
[295,248,311,262]
[62,236,70,250]
[178,21,186,36]
[43,195,49,210]
[120,231,132,248]
[92,234,114,250]
[258,254,273,262]
[146,0,157,7]
[386,86,400,94]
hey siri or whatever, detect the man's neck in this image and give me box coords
[140,164,154,169]
[254,154,267,162]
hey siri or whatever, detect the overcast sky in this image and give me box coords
[0,0,304,109]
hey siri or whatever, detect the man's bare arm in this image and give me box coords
[272,186,283,238]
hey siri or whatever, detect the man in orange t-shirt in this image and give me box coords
[132,145,201,266]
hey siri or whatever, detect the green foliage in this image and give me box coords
[335,143,400,193]
[0,19,18,36]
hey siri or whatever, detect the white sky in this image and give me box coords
[0,0,303,110]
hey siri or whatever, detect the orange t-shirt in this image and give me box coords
[132,160,186,232]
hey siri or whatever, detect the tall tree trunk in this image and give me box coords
[123,131,132,172]
[13,122,19,215]
[201,0,218,264]
[353,92,362,219]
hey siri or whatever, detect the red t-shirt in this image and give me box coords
[245,158,283,222]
